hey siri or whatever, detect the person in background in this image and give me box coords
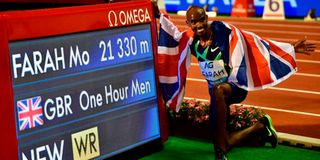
[152,2,316,160]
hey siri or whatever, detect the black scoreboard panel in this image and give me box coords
[9,23,160,160]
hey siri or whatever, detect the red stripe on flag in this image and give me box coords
[242,31,273,87]
[229,25,238,58]
[178,31,191,79]
[157,54,179,76]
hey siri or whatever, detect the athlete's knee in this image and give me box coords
[214,83,231,96]
[213,85,226,100]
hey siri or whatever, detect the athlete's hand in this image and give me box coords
[293,39,316,55]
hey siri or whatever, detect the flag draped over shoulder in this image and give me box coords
[157,15,297,111]
[224,22,297,90]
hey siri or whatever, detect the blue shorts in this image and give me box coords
[208,82,248,130]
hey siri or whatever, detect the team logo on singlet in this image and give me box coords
[199,60,228,85]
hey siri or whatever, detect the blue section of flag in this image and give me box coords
[236,57,248,88]
[159,83,179,102]
[270,54,291,79]
[158,26,179,47]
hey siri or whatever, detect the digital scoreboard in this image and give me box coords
[0,1,165,159]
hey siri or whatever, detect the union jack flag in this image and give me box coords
[225,22,297,90]
[157,14,296,112]
[157,13,193,112]
[17,96,44,131]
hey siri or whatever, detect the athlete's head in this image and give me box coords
[186,6,209,37]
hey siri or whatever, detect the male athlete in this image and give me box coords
[153,2,315,160]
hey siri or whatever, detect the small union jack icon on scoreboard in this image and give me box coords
[17,96,44,131]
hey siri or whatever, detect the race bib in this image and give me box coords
[199,60,228,85]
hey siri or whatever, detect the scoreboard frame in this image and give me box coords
[0,0,167,159]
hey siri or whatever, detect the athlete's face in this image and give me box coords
[186,7,208,37]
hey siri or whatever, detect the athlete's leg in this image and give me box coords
[210,84,229,152]
[210,83,265,152]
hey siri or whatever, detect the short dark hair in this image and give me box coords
[186,5,206,18]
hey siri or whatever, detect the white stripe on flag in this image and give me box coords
[175,86,185,112]
[159,76,178,84]
[270,40,295,59]
[160,15,183,41]
[158,46,179,55]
